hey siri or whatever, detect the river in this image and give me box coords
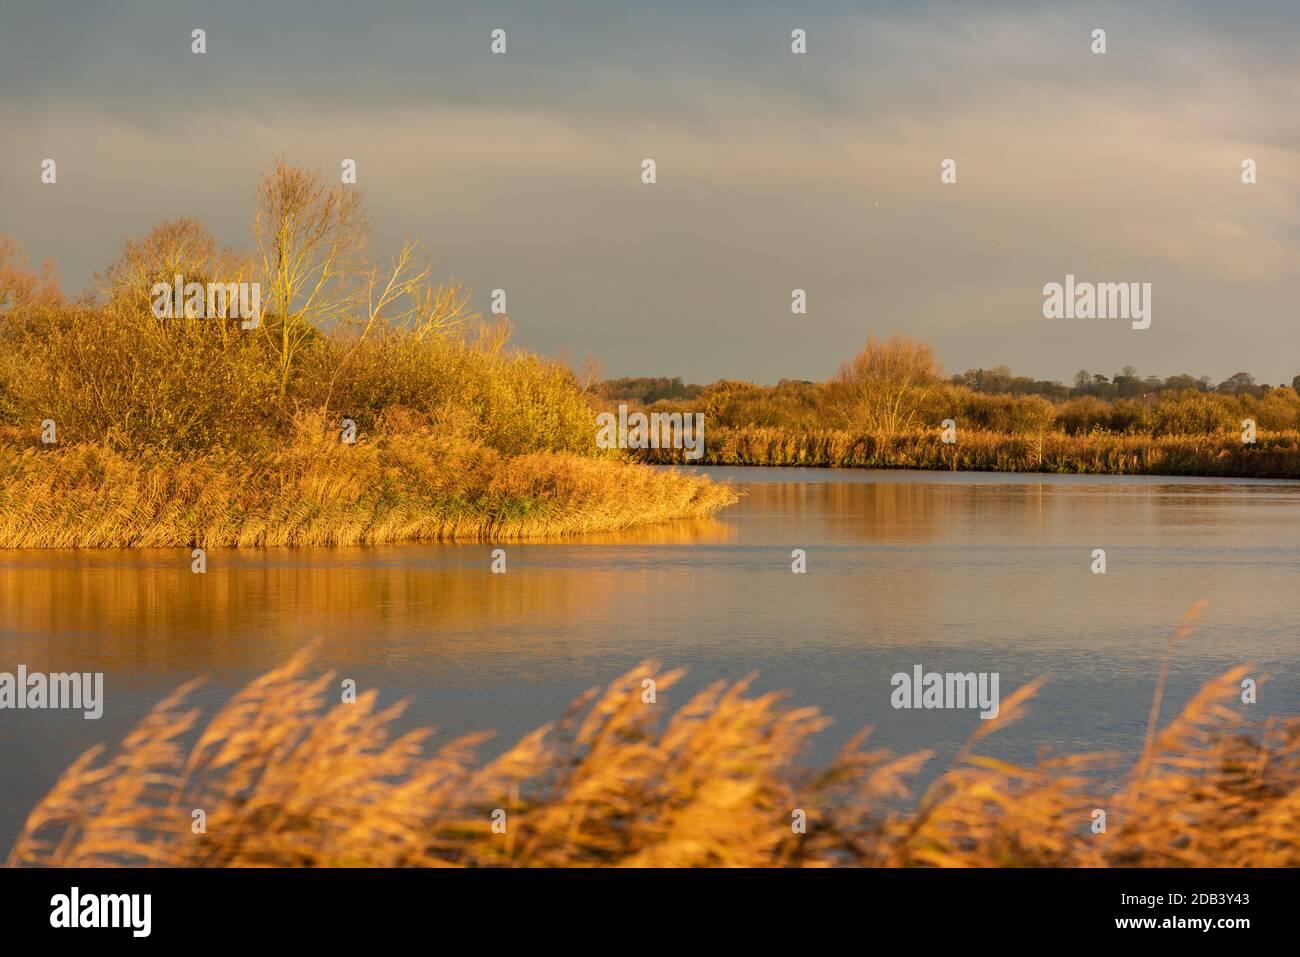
[2,466,1298,849]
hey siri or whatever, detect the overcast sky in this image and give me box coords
[2,0,1297,385]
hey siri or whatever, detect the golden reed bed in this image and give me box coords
[8,603,1296,867]
[0,433,738,548]
[636,426,1300,479]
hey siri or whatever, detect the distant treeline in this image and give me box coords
[596,376,705,404]
[601,368,1299,410]
[605,378,1300,436]
[952,366,1296,402]
[599,343,1300,438]
[598,336,1300,476]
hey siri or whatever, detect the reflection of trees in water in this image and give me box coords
[0,519,736,675]
[743,481,943,544]
[555,515,734,545]
[744,479,1255,547]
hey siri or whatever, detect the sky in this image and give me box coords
[1,0,1297,385]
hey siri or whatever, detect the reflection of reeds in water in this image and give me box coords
[0,526,733,674]
[741,481,941,544]
[9,605,1296,867]
[543,514,737,545]
[0,550,631,673]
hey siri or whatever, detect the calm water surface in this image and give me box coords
[3,467,1299,848]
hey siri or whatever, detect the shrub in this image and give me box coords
[1151,390,1235,436]
[1055,395,1113,435]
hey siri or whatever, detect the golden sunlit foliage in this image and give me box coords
[602,333,1300,476]
[0,161,739,544]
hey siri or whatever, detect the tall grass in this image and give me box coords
[635,425,1300,478]
[9,608,1295,867]
[0,423,737,548]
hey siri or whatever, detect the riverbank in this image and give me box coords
[0,434,738,548]
[634,426,1300,478]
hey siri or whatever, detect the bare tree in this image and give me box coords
[97,219,254,341]
[323,238,474,408]
[833,334,942,432]
[254,157,368,394]
[99,218,215,317]
[0,236,62,313]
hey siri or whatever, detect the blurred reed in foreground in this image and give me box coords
[9,608,1295,867]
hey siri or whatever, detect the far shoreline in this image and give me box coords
[631,425,1300,481]
[662,462,1300,487]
